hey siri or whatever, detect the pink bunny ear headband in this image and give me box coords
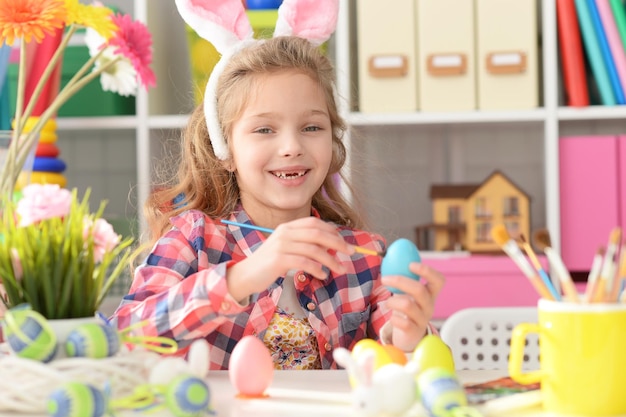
[175,0,339,160]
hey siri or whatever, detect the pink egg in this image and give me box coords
[229,335,274,397]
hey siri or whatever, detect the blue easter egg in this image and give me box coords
[165,375,211,417]
[380,238,421,294]
[47,382,106,417]
[65,323,121,358]
[3,309,57,362]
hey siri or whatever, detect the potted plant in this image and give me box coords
[0,183,133,320]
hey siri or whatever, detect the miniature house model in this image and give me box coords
[415,170,530,252]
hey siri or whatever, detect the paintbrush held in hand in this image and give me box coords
[532,228,580,303]
[491,225,555,300]
[220,220,386,257]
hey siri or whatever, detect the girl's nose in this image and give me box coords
[278,131,304,157]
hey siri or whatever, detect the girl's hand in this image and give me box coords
[226,217,354,301]
[381,263,446,352]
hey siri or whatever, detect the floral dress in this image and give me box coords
[262,307,322,370]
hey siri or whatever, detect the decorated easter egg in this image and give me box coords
[229,335,274,397]
[412,335,455,374]
[65,323,121,358]
[165,374,211,417]
[47,382,106,417]
[381,238,421,294]
[3,308,57,362]
[417,367,467,417]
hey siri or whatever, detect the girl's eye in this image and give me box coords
[304,125,321,132]
[255,127,273,134]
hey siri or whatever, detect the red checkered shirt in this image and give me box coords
[111,206,392,370]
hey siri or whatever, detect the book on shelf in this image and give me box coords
[557,0,590,106]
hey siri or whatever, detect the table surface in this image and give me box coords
[0,369,568,417]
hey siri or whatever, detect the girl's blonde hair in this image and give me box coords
[138,36,363,259]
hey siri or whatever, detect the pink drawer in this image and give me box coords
[424,254,549,319]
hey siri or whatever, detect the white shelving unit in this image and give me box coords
[334,0,626,255]
[55,0,626,255]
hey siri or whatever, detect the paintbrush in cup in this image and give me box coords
[591,227,621,303]
[519,234,561,300]
[532,228,580,303]
[608,238,626,302]
[583,246,606,303]
[491,225,555,300]
[220,220,386,257]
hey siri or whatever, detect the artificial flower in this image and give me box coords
[89,218,121,263]
[108,13,156,89]
[0,0,66,45]
[16,183,71,226]
[64,0,116,40]
[0,1,155,196]
[85,27,138,96]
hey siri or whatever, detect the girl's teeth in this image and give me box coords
[274,171,305,179]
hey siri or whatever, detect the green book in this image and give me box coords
[610,0,626,49]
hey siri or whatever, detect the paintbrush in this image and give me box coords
[608,239,626,302]
[519,234,561,300]
[221,220,386,257]
[532,228,580,303]
[491,225,555,300]
[591,227,621,303]
[583,246,605,303]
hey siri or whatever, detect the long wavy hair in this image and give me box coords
[136,36,364,261]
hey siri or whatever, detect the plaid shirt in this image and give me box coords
[111,206,392,370]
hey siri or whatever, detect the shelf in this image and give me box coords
[56,116,137,130]
[147,114,189,129]
[557,105,626,121]
[345,108,547,126]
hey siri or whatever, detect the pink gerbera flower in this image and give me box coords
[107,13,155,89]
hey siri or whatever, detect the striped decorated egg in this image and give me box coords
[3,309,57,362]
[165,375,211,417]
[65,323,120,358]
[47,382,106,417]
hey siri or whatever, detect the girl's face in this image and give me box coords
[230,70,333,224]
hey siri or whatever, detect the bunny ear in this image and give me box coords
[175,0,254,53]
[357,351,376,386]
[274,0,339,46]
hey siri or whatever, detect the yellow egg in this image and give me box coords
[352,339,392,369]
[349,339,393,388]
[411,335,456,374]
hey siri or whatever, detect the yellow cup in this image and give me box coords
[509,299,626,416]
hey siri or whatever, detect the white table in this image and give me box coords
[0,369,606,417]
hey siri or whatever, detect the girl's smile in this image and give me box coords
[230,70,333,224]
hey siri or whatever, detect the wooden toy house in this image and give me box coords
[415,170,530,252]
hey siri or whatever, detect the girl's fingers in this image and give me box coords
[273,226,354,256]
[411,263,446,298]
